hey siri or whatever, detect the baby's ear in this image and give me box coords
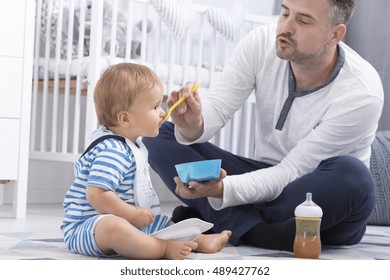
[117,111,132,127]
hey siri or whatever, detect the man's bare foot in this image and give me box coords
[194,230,232,253]
[164,240,198,260]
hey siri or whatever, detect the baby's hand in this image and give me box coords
[131,207,155,228]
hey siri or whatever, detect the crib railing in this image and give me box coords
[30,0,277,162]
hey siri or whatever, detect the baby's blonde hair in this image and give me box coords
[94,63,163,127]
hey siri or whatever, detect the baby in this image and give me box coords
[61,63,231,259]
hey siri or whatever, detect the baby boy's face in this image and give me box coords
[128,85,165,139]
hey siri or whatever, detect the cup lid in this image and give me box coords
[294,193,323,218]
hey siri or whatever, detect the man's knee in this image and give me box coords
[323,155,367,172]
[325,155,376,217]
[321,155,374,190]
[320,155,375,214]
[318,156,375,246]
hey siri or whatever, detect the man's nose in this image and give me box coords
[280,16,296,35]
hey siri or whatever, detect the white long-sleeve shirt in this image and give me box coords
[175,24,384,210]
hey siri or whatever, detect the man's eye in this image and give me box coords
[298,18,311,25]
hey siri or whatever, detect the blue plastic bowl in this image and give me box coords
[175,159,222,184]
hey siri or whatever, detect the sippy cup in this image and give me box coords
[293,192,323,259]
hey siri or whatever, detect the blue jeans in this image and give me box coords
[143,122,375,250]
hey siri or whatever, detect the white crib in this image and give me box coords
[30,0,277,163]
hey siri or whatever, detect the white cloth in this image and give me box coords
[175,24,384,210]
[151,0,196,38]
[126,138,161,214]
[205,0,246,41]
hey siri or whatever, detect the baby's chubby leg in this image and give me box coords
[94,215,197,260]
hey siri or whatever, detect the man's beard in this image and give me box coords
[276,33,328,68]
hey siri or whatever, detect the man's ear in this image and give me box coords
[117,111,132,127]
[330,24,347,45]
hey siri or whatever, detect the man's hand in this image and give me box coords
[167,82,204,141]
[174,169,227,199]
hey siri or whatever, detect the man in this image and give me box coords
[143,0,384,251]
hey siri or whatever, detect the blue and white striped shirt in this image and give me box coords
[61,132,170,240]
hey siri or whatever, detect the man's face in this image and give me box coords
[275,0,333,66]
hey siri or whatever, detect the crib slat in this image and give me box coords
[167,34,176,93]
[246,102,256,158]
[51,0,64,153]
[72,0,87,154]
[109,0,119,59]
[216,126,226,151]
[40,0,54,152]
[31,0,43,151]
[139,3,148,64]
[84,0,104,148]
[230,108,242,155]
[223,38,230,68]
[209,29,217,88]
[125,0,134,62]
[153,17,161,70]
[61,0,75,154]
[196,13,205,85]
[182,31,191,84]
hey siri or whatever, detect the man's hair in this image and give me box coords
[94,63,162,127]
[328,0,355,26]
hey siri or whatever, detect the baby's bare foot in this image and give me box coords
[195,230,232,253]
[164,240,198,260]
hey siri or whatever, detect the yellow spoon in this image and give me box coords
[160,84,200,124]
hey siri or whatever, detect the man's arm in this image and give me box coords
[209,95,383,210]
